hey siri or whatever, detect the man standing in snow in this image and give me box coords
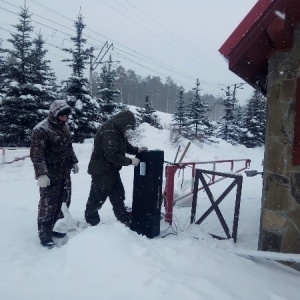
[85,110,147,227]
[30,100,79,249]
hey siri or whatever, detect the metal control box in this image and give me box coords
[130,150,164,238]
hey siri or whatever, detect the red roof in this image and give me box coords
[219,0,300,95]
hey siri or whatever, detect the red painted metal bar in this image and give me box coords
[5,155,30,164]
[0,147,30,165]
[164,165,184,224]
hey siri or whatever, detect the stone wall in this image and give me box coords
[259,22,300,267]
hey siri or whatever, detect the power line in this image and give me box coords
[112,50,195,89]
[0,23,70,61]
[96,0,235,84]
[24,0,233,86]
[96,0,203,67]
[0,2,201,84]
[0,0,241,97]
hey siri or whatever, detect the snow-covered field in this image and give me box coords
[0,115,299,300]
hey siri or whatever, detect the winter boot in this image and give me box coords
[85,211,100,226]
[118,211,132,227]
[41,239,55,249]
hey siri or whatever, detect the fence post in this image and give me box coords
[0,148,5,166]
[164,165,177,224]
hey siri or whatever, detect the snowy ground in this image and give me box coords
[0,115,300,300]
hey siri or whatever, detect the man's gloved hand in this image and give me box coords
[37,175,50,187]
[72,163,79,174]
[131,157,140,166]
[138,146,148,153]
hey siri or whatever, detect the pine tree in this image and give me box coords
[171,88,189,134]
[61,11,100,143]
[172,89,186,129]
[97,54,121,119]
[29,32,57,118]
[186,79,215,142]
[30,33,56,85]
[114,66,141,106]
[0,6,43,146]
[217,85,242,145]
[136,94,162,129]
[0,39,6,98]
[240,90,266,147]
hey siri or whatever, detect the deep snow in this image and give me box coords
[0,111,299,300]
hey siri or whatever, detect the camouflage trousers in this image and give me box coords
[38,176,71,242]
[85,172,130,226]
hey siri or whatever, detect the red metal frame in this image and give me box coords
[0,147,30,165]
[163,159,251,224]
[191,169,243,243]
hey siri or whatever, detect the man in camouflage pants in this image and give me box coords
[30,100,79,249]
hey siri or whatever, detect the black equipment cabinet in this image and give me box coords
[130,150,164,238]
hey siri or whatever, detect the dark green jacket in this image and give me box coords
[88,111,139,176]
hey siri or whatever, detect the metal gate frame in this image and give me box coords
[191,168,243,243]
[163,159,250,225]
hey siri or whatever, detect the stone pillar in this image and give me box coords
[259,23,300,264]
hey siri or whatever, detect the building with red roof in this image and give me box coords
[220,0,300,266]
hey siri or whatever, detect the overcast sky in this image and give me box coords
[0,0,258,104]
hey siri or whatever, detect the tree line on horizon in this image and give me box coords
[0,5,266,148]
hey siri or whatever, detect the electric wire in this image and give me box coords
[0,1,197,78]
[0,22,70,60]
[0,2,202,87]
[24,0,235,87]
[0,0,242,96]
[114,0,231,83]
[112,50,196,91]
[96,0,208,70]
[25,0,200,76]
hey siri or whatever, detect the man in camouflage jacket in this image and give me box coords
[85,110,147,226]
[30,100,79,249]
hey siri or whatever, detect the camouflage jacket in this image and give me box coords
[88,110,138,176]
[30,100,78,180]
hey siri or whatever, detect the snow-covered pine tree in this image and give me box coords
[0,6,45,146]
[240,90,266,147]
[0,39,6,99]
[233,104,246,144]
[172,88,188,132]
[29,32,57,119]
[217,85,242,145]
[136,94,162,129]
[60,11,100,143]
[97,54,123,119]
[170,88,189,143]
[186,79,215,142]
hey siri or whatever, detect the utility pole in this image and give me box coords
[89,47,94,94]
[166,84,170,113]
[232,83,245,101]
[89,41,114,94]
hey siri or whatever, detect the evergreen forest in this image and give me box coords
[0,6,266,148]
